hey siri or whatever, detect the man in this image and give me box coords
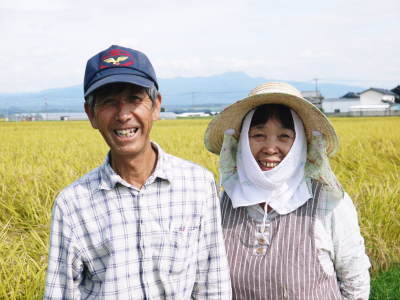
[44,45,231,299]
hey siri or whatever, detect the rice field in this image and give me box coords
[0,116,399,299]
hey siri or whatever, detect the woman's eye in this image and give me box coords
[250,134,265,140]
[280,133,294,139]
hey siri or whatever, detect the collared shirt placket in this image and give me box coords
[254,210,272,256]
[134,184,151,299]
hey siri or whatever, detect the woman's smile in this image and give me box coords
[257,159,280,171]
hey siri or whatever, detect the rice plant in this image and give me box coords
[0,117,399,298]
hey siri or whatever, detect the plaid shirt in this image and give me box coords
[44,144,231,299]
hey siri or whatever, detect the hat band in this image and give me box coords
[85,67,157,91]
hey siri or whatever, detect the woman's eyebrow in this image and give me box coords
[250,124,266,130]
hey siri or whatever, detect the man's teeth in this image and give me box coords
[115,128,137,137]
[261,161,279,168]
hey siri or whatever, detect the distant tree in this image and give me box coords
[34,113,44,121]
[391,86,400,103]
[160,107,166,112]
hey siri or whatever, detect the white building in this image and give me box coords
[177,112,211,118]
[322,88,400,115]
[159,112,177,119]
[322,92,360,113]
[359,88,396,105]
[348,88,398,114]
[40,112,88,120]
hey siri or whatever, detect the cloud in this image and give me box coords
[0,0,399,93]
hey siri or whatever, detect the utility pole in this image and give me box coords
[313,78,322,109]
[313,78,319,95]
[44,97,48,121]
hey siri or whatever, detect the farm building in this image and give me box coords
[349,88,399,115]
[7,112,88,121]
[322,92,360,113]
[41,112,88,120]
[359,88,397,105]
[177,112,211,118]
[322,87,400,116]
[7,113,43,121]
[301,90,323,109]
[159,112,177,119]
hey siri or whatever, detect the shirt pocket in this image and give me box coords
[158,227,199,275]
[317,248,335,275]
[315,221,335,275]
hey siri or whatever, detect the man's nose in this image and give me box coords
[115,100,133,122]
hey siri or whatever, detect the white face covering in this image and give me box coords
[223,108,311,214]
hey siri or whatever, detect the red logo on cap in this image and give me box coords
[100,49,134,69]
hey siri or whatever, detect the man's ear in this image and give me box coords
[84,102,98,129]
[152,93,162,121]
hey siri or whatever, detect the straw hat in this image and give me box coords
[204,82,339,156]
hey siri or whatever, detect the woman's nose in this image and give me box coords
[262,140,279,154]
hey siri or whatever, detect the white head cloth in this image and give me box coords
[223,109,311,214]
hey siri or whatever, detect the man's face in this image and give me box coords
[85,85,161,161]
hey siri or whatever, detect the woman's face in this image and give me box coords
[248,117,295,171]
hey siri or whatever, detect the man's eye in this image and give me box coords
[97,98,114,106]
[128,97,142,104]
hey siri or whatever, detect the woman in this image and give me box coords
[204,82,370,299]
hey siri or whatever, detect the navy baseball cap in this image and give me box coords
[84,45,158,98]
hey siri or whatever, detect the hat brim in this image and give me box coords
[84,73,155,97]
[204,92,339,156]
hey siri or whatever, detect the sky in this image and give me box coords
[0,0,399,94]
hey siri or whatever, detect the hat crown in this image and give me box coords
[83,45,158,97]
[249,82,302,98]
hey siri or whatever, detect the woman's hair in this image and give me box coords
[250,104,294,130]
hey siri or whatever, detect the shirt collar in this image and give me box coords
[97,142,170,191]
[148,142,170,183]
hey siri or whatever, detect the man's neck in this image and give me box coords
[110,144,158,189]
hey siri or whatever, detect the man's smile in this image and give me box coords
[114,127,139,138]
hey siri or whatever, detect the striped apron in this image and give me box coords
[221,181,343,300]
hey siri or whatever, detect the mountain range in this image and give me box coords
[0,72,367,114]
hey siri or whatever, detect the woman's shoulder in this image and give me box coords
[310,180,359,227]
[308,178,344,217]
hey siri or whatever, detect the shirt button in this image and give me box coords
[256,224,270,233]
[255,247,266,255]
[258,237,268,245]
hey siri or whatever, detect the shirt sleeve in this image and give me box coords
[192,176,232,299]
[44,195,83,299]
[331,192,371,300]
